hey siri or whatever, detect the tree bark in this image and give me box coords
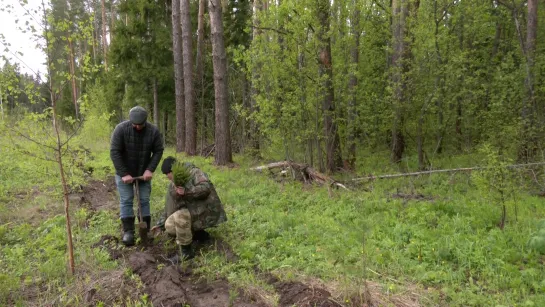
[101,0,108,71]
[390,0,408,164]
[153,78,159,125]
[526,0,537,112]
[209,0,232,164]
[347,1,360,170]
[91,0,98,64]
[196,0,206,151]
[317,0,342,173]
[504,0,538,159]
[523,0,538,153]
[110,0,116,40]
[456,11,464,151]
[196,0,205,91]
[248,0,263,153]
[172,0,186,152]
[181,0,197,155]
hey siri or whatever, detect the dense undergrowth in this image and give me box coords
[1,122,545,306]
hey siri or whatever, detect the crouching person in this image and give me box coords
[151,156,227,263]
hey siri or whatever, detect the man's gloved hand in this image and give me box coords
[122,174,134,184]
[143,170,153,181]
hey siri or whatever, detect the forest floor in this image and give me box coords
[3,142,545,307]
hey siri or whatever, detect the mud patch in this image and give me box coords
[92,234,126,260]
[213,238,240,263]
[75,176,118,211]
[274,281,343,307]
[128,251,267,307]
[80,270,146,307]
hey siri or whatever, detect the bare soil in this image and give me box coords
[76,176,118,211]
[274,281,343,307]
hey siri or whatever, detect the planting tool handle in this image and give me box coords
[134,180,144,226]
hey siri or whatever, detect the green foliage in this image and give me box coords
[528,220,545,254]
[172,161,191,187]
[108,0,174,120]
[77,80,117,148]
[472,143,519,228]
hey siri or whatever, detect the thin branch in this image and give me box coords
[250,25,292,35]
[11,144,56,162]
[6,125,56,150]
[60,119,85,148]
[0,41,44,81]
[16,0,45,30]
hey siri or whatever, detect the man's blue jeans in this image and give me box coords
[115,175,152,219]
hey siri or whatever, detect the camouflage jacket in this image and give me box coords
[157,166,227,231]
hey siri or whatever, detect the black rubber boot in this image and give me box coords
[121,217,135,246]
[193,229,211,242]
[168,244,195,264]
[181,244,195,259]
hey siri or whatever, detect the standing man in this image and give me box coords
[151,157,227,262]
[110,106,164,246]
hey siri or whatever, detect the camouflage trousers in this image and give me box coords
[165,209,192,245]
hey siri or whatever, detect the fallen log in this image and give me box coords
[352,162,545,182]
[251,161,349,190]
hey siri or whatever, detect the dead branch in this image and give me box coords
[251,161,349,190]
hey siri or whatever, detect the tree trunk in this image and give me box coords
[91,0,98,64]
[209,0,232,164]
[101,0,108,71]
[417,112,425,170]
[522,0,538,158]
[153,78,159,125]
[316,90,324,172]
[161,110,166,139]
[504,0,539,159]
[433,0,444,155]
[196,0,206,151]
[455,12,464,151]
[110,0,116,41]
[347,1,360,170]
[43,9,75,275]
[317,0,342,173]
[196,0,205,92]
[526,0,538,114]
[390,0,408,164]
[181,0,196,155]
[68,38,79,119]
[248,0,263,154]
[172,0,185,152]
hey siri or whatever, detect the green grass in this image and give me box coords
[2,119,545,306]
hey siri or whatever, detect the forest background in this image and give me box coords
[1,0,545,306]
